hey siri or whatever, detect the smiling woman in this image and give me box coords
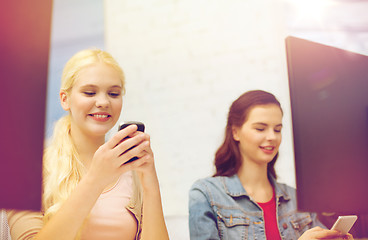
[60,62,124,138]
[7,49,169,240]
[188,90,354,240]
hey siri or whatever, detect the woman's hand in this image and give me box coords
[119,127,158,190]
[117,127,169,240]
[299,226,354,240]
[120,129,155,173]
[86,124,148,190]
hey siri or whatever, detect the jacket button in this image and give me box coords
[283,223,288,229]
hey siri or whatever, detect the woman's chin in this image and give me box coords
[88,125,113,137]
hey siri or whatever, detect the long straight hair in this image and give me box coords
[42,49,125,223]
[213,90,282,178]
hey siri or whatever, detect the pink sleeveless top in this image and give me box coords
[80,171,138,240]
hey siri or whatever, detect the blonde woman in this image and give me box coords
[7,49,169,240]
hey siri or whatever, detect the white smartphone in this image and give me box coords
[330,215,357,235]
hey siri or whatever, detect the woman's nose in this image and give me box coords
[95,94,109,108]
[266,129,276,140]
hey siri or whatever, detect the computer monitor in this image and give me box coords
[0,0,52,211]
[286,36,368,214]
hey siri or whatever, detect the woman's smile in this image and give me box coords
[259,145,276,154]
[88,112,112,122]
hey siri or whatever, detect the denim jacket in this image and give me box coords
[189,174,325,240]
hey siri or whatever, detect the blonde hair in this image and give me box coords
[42,49,125,223]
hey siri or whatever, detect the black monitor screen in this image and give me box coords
[286,36,368,214]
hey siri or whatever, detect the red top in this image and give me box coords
[257,190,282,240]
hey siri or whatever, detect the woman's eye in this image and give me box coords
[109,92,121,97]
[83,92,95,96]
[274,129,282,133]
[256,128,265,132]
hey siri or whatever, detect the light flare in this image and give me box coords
[286,0,336,27]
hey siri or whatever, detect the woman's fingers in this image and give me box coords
[94,127,154,177]
[107,129,149,163]
[106,124,138,149]
[120,139,150,165]
[343,233,354,240]
[299,227,348,240]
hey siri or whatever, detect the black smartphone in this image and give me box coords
[118,121,145,164]
[118,121,145,133]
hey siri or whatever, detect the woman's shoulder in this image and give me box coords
[273,180,297,201]
[190,175,236,198]
[191,176,223,189]
[274,181,295,191]
[189,176,229,207]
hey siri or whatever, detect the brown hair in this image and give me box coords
[213,90,282,178]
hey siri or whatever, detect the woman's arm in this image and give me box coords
[7,176,105,240]
[7,167,105,240]
[126,133,169,240]
[35,174,106,239]
[188,182,220,240]
[15,125,145,240]
[7,210,43,240]
[7,180,103,240]
[298,226,354,240]
[138,170,169,240]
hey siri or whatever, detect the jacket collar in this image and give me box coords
[222,174,291,201]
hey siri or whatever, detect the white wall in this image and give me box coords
[104,0,294,217]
